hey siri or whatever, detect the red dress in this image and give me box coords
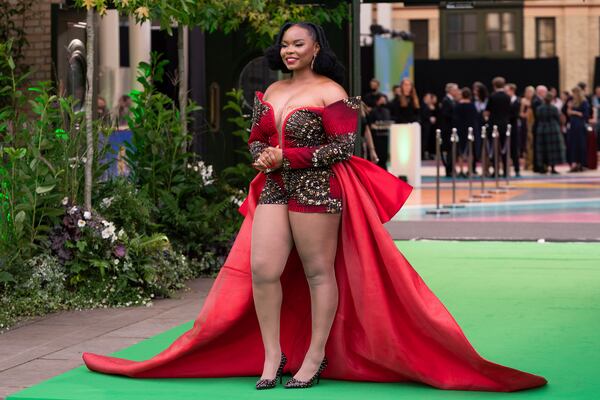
[82,91,547,392]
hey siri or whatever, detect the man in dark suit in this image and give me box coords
[506,83,521,177]
[440,82,460,177]
[484,76,511,177]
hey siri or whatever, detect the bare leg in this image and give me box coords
[288,210,341,381]
[251,204,294,380]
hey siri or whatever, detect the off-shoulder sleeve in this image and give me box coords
[281,95,361,169]
[248,92,271,163]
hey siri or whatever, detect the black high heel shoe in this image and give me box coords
[256,352,287,390]
[284,356,328,388]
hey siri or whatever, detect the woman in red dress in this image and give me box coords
[82,22,547,392]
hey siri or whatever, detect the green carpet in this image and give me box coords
[7,241,600,399]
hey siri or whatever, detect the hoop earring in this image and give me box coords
[311,54,316,70]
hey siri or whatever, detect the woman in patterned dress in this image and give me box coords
[248,21,361,388]
[535,92,566,174]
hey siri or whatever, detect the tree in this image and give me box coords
[84,3,96,211]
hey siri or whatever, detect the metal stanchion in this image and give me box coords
[426,129,450,215]
[444,128,465,209]
[474,126,492,199]
[489,124,507,194]
[502,123,515,190]
[461,127,481,203]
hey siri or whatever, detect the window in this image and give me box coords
[486,12,516,52]
[409,19,429,59]
[536,17,556,58]
[446,13,477,53]
[441,8,522,58]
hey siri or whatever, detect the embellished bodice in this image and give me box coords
[249,90,361,168]
[248,90,361,213]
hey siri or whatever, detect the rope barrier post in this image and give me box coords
[426,129,450,215]
[444,128,464,209]
[502,123,514,190]
[461,127,481,203]
[489,124,507,194]
[474,126,492,199]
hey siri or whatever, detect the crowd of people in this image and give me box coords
[362,77,599,177]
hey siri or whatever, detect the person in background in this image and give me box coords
[473,81,489,115]
[550,87,563,111]
[535,92,565,174]
[359,100,379,164]
[452,87,479,177]
[577,81,592,105]
[440,82,460,177]
[97,96,111,125]
[520,86,535,170]
[114,94,132,130]
[566,85,590,172]
[484,76,511,177]
[363,78,386,110]
[472,81,488,173]
[387,78,420,124]
[591,86,600,144]
[505,83,521,177]
[531,85,548,173]
[420,92,438,160]
[559,90,571,136]
[368,93,393,170]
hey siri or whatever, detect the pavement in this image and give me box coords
[0,278,214,400]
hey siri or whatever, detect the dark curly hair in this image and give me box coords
[264,22,346,86]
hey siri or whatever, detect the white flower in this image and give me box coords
[83,211,91,220]
[187,163,192,169]
[229,195,243,207]
[100,197,113,208]
[67,206,78,215]
[61,197,69,206]
[117,228,125,238]
[81,156,87,164]
[114,259,120,265]
[101,225,116,240]
[193,166,199,172]
[77,219,86,228]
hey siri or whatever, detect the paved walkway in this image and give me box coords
[0,278,214,400]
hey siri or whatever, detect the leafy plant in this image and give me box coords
[124,53,244,265]
[124,52,201,204]
[0,40,111,282]
[221,88,259,189]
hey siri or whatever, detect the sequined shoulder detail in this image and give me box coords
[341,95,361,110]
[252,92,270,128]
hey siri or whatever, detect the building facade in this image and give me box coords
[363,0,600,93]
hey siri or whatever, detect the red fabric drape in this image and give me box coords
[83,156,547,391]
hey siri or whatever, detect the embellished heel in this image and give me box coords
[284,356,328,388]
[256,352,287,390]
